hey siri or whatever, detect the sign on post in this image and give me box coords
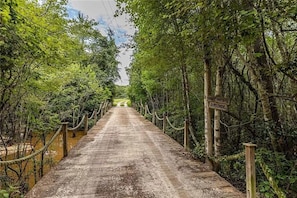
[208,96,229,111]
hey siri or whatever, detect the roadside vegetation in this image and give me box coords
[0,0,119,196]
[116,0,297,197]
[113,86,131,106]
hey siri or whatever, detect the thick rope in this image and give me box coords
[155,112,164,121]
[101,102,106,110]
[146,105,153,116]
[257,155,286,198]
[0,126,62,165]
[212,151,245,162]
[88,110,96,120]
[166,116,185,131]
[68,115,86,131]
[96,103,103,115]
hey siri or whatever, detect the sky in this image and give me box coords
[67,0,135,86]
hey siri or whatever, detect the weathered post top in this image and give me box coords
[243,143,257,147]
[243,143,257,198]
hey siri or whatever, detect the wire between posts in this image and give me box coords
[0,126,63,165]
[166,116,185,131]
[155,112,164,121]
[68,115,86,131]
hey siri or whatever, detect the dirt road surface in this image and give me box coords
[26,107,244,198]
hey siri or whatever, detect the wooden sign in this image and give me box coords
[207,96,229,105]
[209,101,228,111]
[208,96,229,111]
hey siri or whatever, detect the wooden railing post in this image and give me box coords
[84,113,88,135]
[101,105,104,117]
[140,104,143,115]
[94,110,97,124]
[184,119,189,151]
[244,143,257,198]
[163,112,166,133]
[104,103,107,114]
[62,122,68,158]
[145,104,147,117]
[152,111,155,124]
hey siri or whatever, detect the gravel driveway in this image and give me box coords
[26,107,244,198]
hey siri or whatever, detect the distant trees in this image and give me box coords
[0,0,119,193]
[117,0,297,196]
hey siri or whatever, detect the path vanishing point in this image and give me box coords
[26,106,245,198]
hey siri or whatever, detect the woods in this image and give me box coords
[1,0,297,197]
[0,0,118,194]
[116,0,297,197]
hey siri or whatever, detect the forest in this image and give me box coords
[115,0,297,197]
[0,0,119,195]
[1,0,297,197]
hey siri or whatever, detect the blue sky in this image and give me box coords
[67,0,135,86]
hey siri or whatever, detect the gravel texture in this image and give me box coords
[25,107,244,198]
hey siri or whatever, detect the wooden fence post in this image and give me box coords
[104,103,107,114]
[84,113,88,135]
[184,119,189,151]
[145,104,147,117]
[140,105,143,115]
[244,143,257,198]
[163,112,166,133]
[101,106,104,117]
[152,111,155,124]
[62,122,68,158]
[94,110,97,124]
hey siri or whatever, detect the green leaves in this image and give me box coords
[0,1,118,137]
[117,0,297,197]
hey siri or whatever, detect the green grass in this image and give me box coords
[113,98,131,107]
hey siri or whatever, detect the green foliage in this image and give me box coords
[114,85,129,98]
[113,98,130,106]
[116,0,297,197]
[0,186,20,198]
[192,142,205,160]
[257,149,297,198]
[0,0,119,194]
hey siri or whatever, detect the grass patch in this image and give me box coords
[113,98,131,107]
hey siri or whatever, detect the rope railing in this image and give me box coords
[68,115,86,131]
[88,110,96,120]
[166,116,185,131]
[0,101,112,166]
[211,151,245,162]
[146,105,153,116]
[0,126,62,165]
[154,111,164,121]
[96,103,103,115]
[101,102,105,112]
[256,154,286,198]
[134,102,287,198]
[103,101,108,113]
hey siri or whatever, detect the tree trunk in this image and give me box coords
[181,63,198,146]
[204,46,213,166]
[243,0,281,152]
[214,66,223,157]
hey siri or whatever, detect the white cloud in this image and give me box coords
[115,48,133,85]
[68,0,135,86]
